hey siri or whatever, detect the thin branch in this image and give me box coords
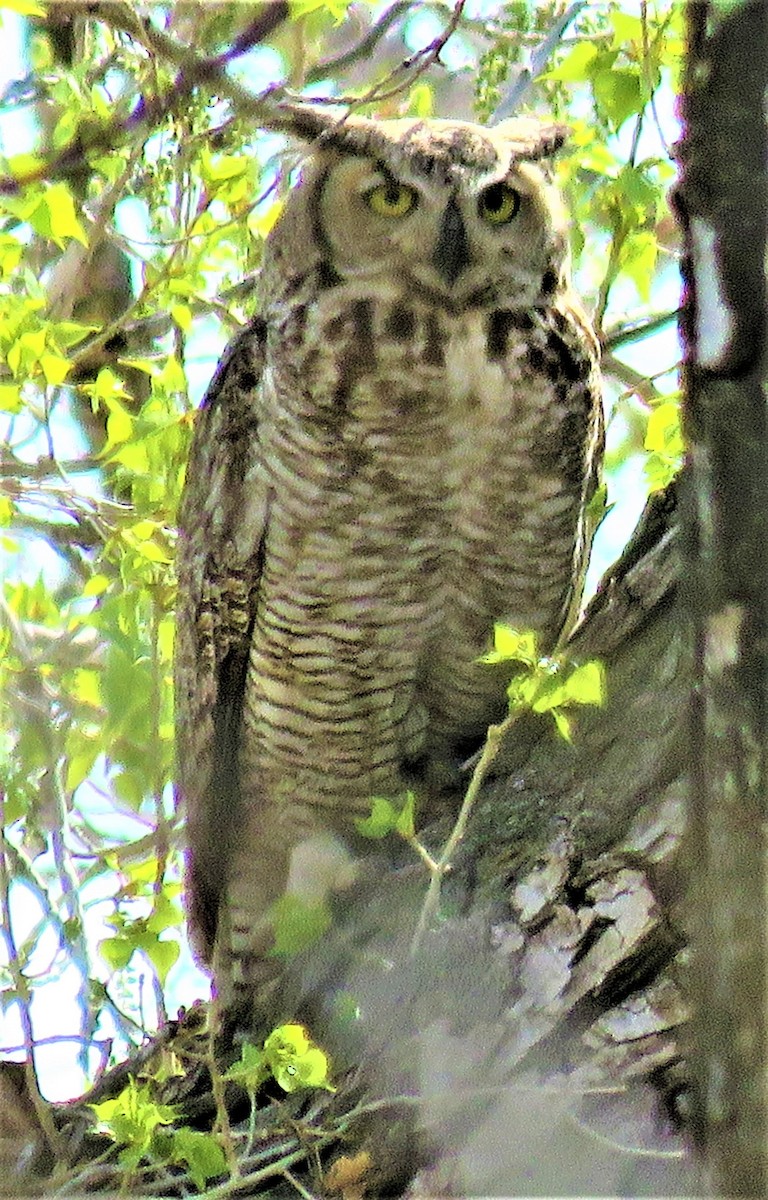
[290,0,469,109]
[304,1,415,84]
[0,0,291,195]
[603,352,663,406]
[410,718,506,952]
[0,819,67,1162]
[603,309,680,350]
[0,453,103,479]
[492,1,589,120]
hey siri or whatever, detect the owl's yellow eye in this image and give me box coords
[365,181,417,219]
[479,183,520,225]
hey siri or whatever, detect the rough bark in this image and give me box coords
[674,2,768,1195]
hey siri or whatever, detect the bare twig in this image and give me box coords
[294,0,469,109]
[410,717,507,952]
[603,352,663,406]
[0,815,67,1163]
[604,309,680,350]
[304,1,415,84]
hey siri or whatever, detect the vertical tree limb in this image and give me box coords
[675,2,768,1194]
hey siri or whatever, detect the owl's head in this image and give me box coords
[261,114,572,311]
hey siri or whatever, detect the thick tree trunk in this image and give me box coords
[674,2,768,1195]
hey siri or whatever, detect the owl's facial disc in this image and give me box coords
[312,153,564,309]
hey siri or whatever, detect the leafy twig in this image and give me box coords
[410,628,605,951]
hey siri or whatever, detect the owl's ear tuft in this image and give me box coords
[494,117,571,162]
[272,104,380,155]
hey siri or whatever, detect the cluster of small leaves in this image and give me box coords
[644,394,683,490]
[225,1022,335,1096]
[87,1025,333,1188]
[355,791,416,841]
[473,1,539,123]
[99,860,184,989]
[540,5,681,303]
[480,624,605,742]
[90,1077,227,1189]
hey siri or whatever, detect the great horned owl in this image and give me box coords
[174,114,603,1016]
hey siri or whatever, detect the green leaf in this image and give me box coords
[354,795,399,838]
[609,11,643,48]
[170,303,192,333]
[224,1041,268,1090]
[65,749,98,793]
[409,83,434,118]
[170,1129,226,1189]
[616,163,662,221]
[83,573,111,598]
[39,351,70,385]
[5,153,45,181]
[0,384,23,413]
[27,183,89,247]
[529,673,567,714]
[263,1023,335,1093]
[141,936,179,986]
[645,400,683,456]
[90,1079,178,1164]
[593,68,643,129]
[552,709,573,742]
[200,152,248,184]
[90,367,132,404]
[543,42,600,82]
[105,405,133,446]
[99,934,134,971]
[69,667,101,707]
[355,793,416,840]
[479,625,539,666]
[145,891,183,932]
[619,231,659,300]
[394,791,416,839]
[562,660,606,707]
[644,400,684,491]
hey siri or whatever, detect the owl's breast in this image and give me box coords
[249,292,588,768]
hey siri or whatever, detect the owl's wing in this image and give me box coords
[539,298,605,640]
[174,316,269,964]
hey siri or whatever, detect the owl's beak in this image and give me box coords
[432,196,471,288]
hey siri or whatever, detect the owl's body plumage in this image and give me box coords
[175,116,603,1011]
